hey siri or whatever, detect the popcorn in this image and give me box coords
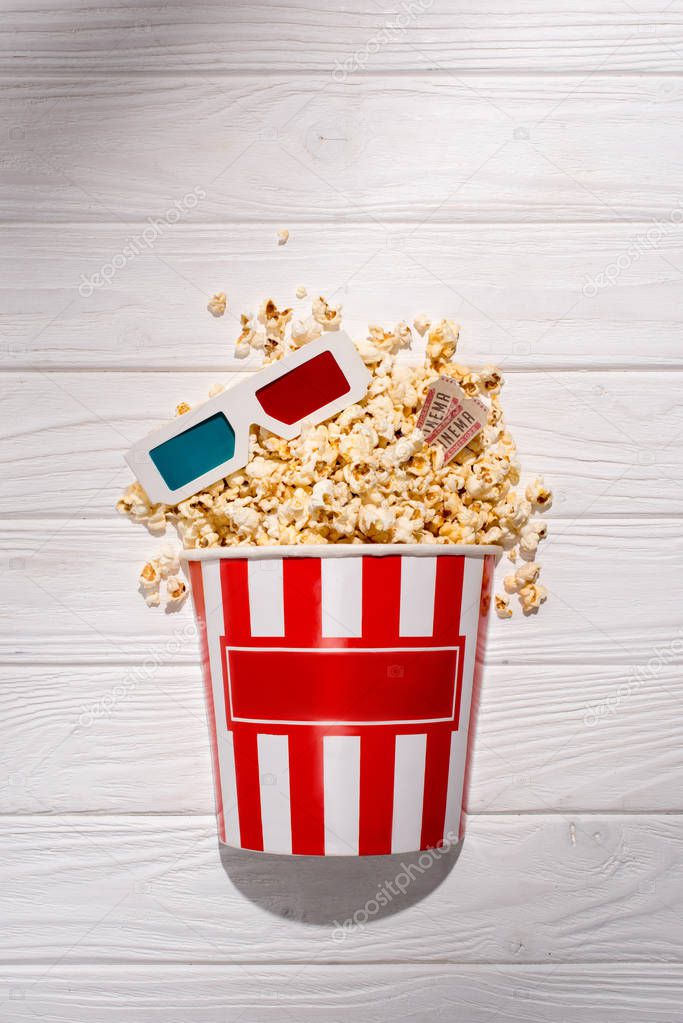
[518,582,549,614]
[480,367,503,395]
[526,477,553,510]
[296,285,307,299]
[515,561,540,586]
[208,383,225,398]
[312,295,342,331]
[277,229,289,246]
[359,503,395,542]
[413,313,430,337]
[291,316,322,348]
[426,320,459,363]
[139,561,160,588]
[519,520,548,556]
[120,297,551,613]
[504,561,540,593]
[207,292,227,317]
[175,402,191,416]
[501,574,515,594]
[166,575,188,606]
[258,298,292,341]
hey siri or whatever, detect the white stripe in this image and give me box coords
[202,561,240,847]
[221,730,241,847]
[323,735,360,854]
[257,734,292,854]
[399,556,437,636]
[391,733,427,853]
[443,557,485,842]
[247,558,285,636]
[321,558,363,637]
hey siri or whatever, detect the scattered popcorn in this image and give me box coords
[139,561,160,588]
[481,367,504,395]
[503,573,518,594]
[526,477,553,510]
[426,320,459,363]
[296,285,308,299]
[291,316,323,348]
[207,292,227,317]
[312,295,342,331]
[413,313,430,337]
[519,519,548,556]
[120,297,551,614]
[518,582,549,614]
[166,575,188,606]
[144,589,161,608]
[277,229,290,246]
[157,543,181,578]
[515,561,540,587]
[175,402,191,416]
[208,383,225,398]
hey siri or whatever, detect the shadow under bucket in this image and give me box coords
[184,544,499,857]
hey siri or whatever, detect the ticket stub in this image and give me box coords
[418,376,487,465]
[417,376,464,436]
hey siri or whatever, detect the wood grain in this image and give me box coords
[2,663,681,815]
[2,1,683,73]
[3,224,683,371]
[3,1,683,1008]
[4,368,680,518]
[4,963,683,1022]
[1,813,681,963]
[2,518,681,666]
[3,75,683,222]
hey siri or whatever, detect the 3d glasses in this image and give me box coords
[126,331,371,505]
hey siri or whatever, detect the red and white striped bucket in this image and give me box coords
[185,544,499,856]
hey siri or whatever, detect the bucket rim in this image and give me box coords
[181,542,502,563]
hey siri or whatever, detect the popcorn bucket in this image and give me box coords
[184,544,499,856]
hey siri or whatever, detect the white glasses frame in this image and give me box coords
[125,331,371,505]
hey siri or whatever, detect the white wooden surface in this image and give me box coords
[2,4,683,1021]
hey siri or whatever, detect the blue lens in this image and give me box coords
[150,412,236,493]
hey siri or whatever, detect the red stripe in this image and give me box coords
[232,729,263,851]
[420,729,452,849]
[188,562,226,843]
[432,556,465,644]
[362,556,401,644]
[288,730,325,854]
[283,558,322,644]
[220,559,252,645]
[359,733,395,855]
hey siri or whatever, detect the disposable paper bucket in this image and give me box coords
[184,544,499,856]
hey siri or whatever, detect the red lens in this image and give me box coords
[255,350,350,425]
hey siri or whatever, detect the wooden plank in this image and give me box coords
[3,369,680,519]
[1,518,681,665]
[3,224,683,371]
[3,963,683,1022]
[2,1,682,73]
[2,662,681,815]
[1,813,682,963]
[2,75,682,222]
